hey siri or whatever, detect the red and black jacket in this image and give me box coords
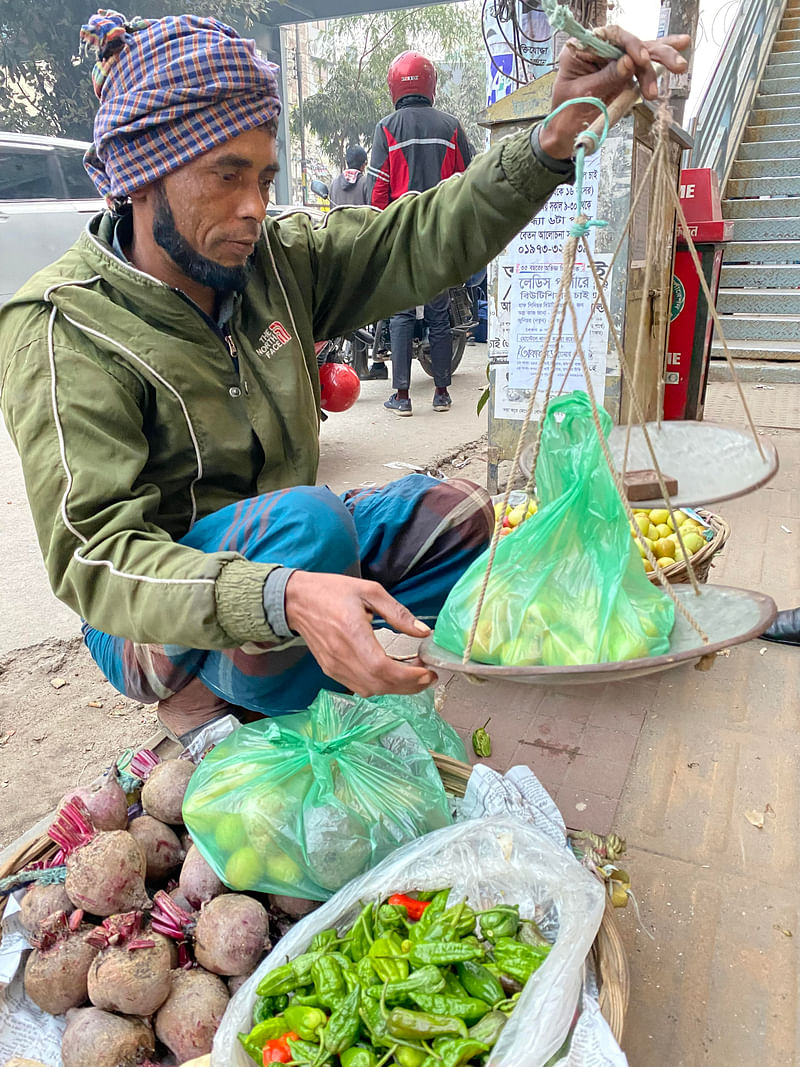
[368,96,473,209]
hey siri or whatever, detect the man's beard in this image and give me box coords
[152,183,255,294]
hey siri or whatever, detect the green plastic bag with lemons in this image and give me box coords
[182,690,453,900]
[434,391,675,666]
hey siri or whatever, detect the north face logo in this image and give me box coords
[256,321,292,357]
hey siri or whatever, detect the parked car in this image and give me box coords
[0,131,104,306]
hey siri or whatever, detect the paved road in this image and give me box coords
[0,344,489,655]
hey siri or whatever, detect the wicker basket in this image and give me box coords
[432,753,630,1044]
[0,751,630,1048]
[645,507,729,585]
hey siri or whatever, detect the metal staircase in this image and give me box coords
[690,0,800,377]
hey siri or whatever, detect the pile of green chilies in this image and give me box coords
[239,890,552,1067]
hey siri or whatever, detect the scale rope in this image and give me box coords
[461,20,765,667]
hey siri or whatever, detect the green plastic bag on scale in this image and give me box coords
[434,391,675,666]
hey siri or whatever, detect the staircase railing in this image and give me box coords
[690,0,787,187]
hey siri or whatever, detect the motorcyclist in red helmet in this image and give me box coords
[367,51,473,414]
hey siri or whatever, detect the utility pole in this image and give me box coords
[294,23,308,206]
[658,0,699,127]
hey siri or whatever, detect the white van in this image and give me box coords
[0,131,104,306]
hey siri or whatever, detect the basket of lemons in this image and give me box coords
[630,506,730,584]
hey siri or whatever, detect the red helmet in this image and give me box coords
[319,362,361,413]
[387,51,437,105]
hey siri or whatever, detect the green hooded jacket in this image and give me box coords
[0,129,565,650]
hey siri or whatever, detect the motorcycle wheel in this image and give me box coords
[416,331,467,378]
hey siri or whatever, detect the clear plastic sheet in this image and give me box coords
[213,815,606,1067]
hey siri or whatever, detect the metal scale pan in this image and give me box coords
[520,422,779,509]
[419,585,776,686]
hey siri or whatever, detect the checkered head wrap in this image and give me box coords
[80,10,282,201]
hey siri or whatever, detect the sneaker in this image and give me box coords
[433,389,452,412]
[384,393,413,416]
[358,363,389,381]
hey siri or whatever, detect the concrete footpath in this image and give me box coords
[425,380,800,1064]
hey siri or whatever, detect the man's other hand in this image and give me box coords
[284,570,438,697]
[539,26,690,160]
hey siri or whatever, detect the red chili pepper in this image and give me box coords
[388,894,431,922]
[262,1032,300,1064]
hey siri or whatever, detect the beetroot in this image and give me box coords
[48,799,149,916]
[61,769,128,832]
[19,882,73,934]
[61,1006,155,1067]
[86,912,175,1016]
[179,844,224,908]
[133,749,195,825]
[169,886,196,913]
[269,893,321,920]
[128,815,185,880]
[194,893,269,976]
[227,971,253,996]
[155,967,229,1062]
[24,909,99,1015]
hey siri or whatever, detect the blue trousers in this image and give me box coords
[389,290,452,390]
[83,475,492,715]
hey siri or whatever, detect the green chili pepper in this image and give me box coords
[283,1005,328,1042]
[322,984,362,1055]
[310,928,340,953]
[423,900,476,942]
[368,933,409,982]
[346,902,375,963]
[256,951,327,997]
[376,903,408,935]
[517,919,550,948]
[430,1037,490,1067]
[237,1017,288,1063]
[340,1048,378,1067]
[408,890,449,942]
[292,991,327,1009]
[253,993,290,1023]
[385,1008,468,1041]
[478,905,519,942]
[311,956,347,1009]
[492,937,551,983]
[441,971,467,996]
[471,718,492,758]
[395,1048,427,1067]
[455,960,505,1007]
[467,1009,508,1048]
[408,941,483,968]
[286,1037,334,1065]
[359,998,393,1049]
[365,965,445,1004]
[356,956,376,987]
[410,993,490,1025]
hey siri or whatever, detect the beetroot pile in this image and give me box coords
[14,749,311,1067]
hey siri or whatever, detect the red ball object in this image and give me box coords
[319,362,361,412]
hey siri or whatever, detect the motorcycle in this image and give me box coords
[308,179,479,379]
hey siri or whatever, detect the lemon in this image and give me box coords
[682,532,706,555]
[653,538,676,559]
[214,813,247,853]
[655,523,671,539]
[647,524,660,541]
[672,510,688,527]
[656,557,672,568]
[224,846,263,890]
[507,503,527,527]
[634,513,651,534]
[263,850,304,889]
[643,559,654,573]
[636,539,647,558]
[649,509,669,525]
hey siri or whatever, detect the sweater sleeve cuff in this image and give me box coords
[498,127,574,206]
[262,567,297,639]
[215,558,280,646]
[530,124,576,181]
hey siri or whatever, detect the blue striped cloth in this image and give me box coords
[80,11,281,200]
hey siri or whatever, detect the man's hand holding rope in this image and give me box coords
[539,27,690,160]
